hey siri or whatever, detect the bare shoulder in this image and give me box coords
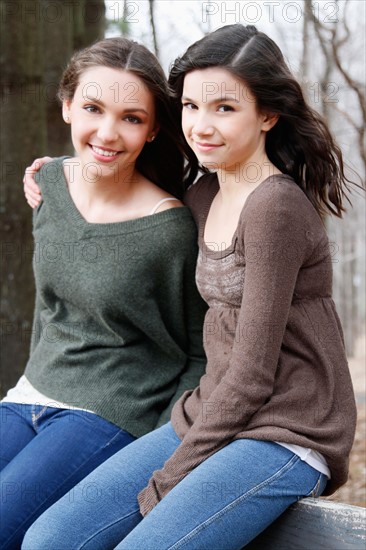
[144,178,184,214]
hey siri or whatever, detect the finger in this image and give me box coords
[23,167,40,180]
[24,191,41,205]
[25,193,40,209]
[23,185,41,202]
[23,180,41,194]
[24,184,41,200]
[23,169,42,189]
[23,156,52,181]
[29,156,52,170]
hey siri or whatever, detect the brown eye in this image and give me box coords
[182,103,197,110]
[217,105,234,112]
[84,105,100,113]
[124,115,141,124]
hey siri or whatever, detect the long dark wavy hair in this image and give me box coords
[169,24,357,217]
[58,37,198,198]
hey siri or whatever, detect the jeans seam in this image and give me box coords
[169,454,301,550]
[306,474,323,497]
[104,428,133,448]
[31,405,48,429]
[79,509,141,550]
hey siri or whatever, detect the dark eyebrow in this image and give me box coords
[217,96,240,103]
[122,108,149,115]
[83,97,149,115]
[181,95,239,104]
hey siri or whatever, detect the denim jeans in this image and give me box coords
[0,402,135,549]
[23,422,327,550]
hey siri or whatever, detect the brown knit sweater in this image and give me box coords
[139,173,357,515]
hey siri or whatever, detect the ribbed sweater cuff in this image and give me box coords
[138,485,159,517]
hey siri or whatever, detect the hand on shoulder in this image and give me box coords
[23,156,53,208]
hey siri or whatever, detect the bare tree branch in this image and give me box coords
[329,102,360,134]
[148,0,159,58]
[329,31,366,123]
[308,0,366,123]
[306,0,365,170]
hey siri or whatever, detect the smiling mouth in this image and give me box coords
[194,142,222,149]
[90,145,121,158]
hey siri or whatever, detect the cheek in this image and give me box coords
[181,111,191,138]
[126,129,149,153]
[71,119,90,138]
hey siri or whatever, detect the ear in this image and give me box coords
[261,113,279,132]
[147,124,160,143]
[62,100,72,124]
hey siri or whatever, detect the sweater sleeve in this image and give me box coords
[155,238,207,428]
[138,183,313,516]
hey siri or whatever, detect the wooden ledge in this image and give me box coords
[246,498,366,549]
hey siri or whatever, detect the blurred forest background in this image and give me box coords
[1,0,365,504]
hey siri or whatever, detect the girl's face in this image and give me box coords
[181,67,277,175]
[63,66,158,183]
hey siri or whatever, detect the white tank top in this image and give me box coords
[149,197,180,215]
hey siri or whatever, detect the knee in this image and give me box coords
[22,515,61,550]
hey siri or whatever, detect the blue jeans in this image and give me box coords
[0,402,135,549]
[23,422,327,550]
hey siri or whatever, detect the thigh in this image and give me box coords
[22,422,181,550]
[0,403,35,471]
[119,439,327,550]
[1,406,135,550]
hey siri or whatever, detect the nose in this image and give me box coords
[97,116,119,143]
[191,112,215,137]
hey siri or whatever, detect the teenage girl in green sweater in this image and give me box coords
[0,37,207,549]
[23,25,357,550]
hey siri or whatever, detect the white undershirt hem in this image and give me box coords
[1,375,95,414]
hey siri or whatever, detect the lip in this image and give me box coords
[194,141,222,152]
[89,144,122,163]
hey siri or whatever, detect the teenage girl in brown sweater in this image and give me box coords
[23,24,357,550]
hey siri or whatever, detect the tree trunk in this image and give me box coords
[82,0,106,45]
[73,0,106,50]
[43,0,106,157]
[0,0,106,396]
[42,0,74,156]
[0,0,46,395]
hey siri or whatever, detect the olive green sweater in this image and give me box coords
[25,158,207,437]
[139,173,357,514]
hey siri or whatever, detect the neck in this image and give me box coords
[216,154,280,201]
[64,158,140,206]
